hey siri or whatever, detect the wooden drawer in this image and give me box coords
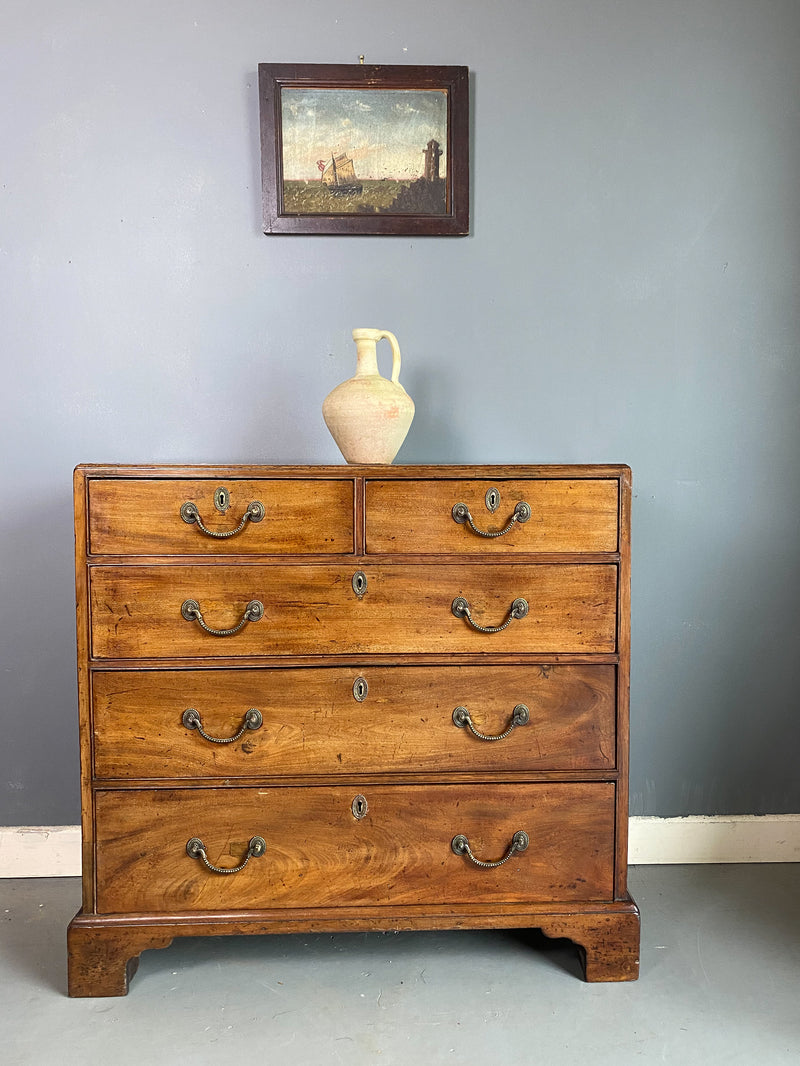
[87,478,355,556]
[365,479,619,554]
[92,665,617,779]
[89,563,618,659]
[94,783,616,913]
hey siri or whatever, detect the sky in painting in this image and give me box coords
[281,88,447,181]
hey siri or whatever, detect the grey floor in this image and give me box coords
[2,865,798,1065]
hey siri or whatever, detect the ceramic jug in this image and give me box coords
[322,329,415,464]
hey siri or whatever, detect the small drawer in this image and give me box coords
[365,478,619,554]
[89,563,618,659]
[91,664,617,779]
[94,783,616,913]
[87,478,355,555]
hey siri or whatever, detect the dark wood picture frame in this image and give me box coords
[258,63,469,236]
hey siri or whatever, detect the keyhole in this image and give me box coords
[353,676,369,702]
[352,571,367,598]
[485,487,500,513]
[351,794,368,820]
[214,487,230,513]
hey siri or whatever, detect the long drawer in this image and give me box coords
[89,563,618,658]
[87,478,355,556]
[94,783,616,913]
[365,478,619,554]
[91,665,617,778]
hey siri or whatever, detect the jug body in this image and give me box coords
[322,329,415,465]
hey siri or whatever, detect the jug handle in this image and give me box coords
[378,330,402,384]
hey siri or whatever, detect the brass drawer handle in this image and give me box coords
[451,500,531,538]
[452,703,530,741]
[182,707,263,743]
[180,500,265,538]
[451,830,529,869]
[186,836,266,875]
[180,598,263,637]
[451,596,529,633]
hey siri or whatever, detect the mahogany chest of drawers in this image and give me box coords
[68,464,639,995]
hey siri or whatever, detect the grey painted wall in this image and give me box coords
[2,0,799,824]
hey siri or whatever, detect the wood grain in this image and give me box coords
[91,664,617,779]
[87,478,355,556]
[614,466,632,897]
[67,917,173,997]
[94,783,616,913]
[71,464,637,993]
[88,562,618,659]
[366,478,619,554]
[76,463,632,480]
[73,468,95,910]
[67,897,639,995]
[538,906,640,981]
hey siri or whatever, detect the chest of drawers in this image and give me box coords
[67,464,639,995]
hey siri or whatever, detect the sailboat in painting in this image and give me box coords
[321,152,363,197]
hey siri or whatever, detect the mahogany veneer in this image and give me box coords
[68,464,639,995]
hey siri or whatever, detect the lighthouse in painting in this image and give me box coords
[423,139,442,182]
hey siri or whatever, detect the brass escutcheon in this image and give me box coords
[352,571,368,598]
[485,487,500,513]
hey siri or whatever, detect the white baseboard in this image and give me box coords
[1,816,799,878]
[628,814,800,864]
[0,826,82,878]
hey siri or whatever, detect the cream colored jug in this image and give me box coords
[322,329,415,464]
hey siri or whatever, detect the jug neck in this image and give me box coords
[353,337,380,377]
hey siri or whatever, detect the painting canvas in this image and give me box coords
[259,64,469,236]
[281,88,448,216]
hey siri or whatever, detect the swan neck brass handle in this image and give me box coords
[182,707,263,743]
[186,836,266,874]
[180,500,265,538]
[451,596,528,633]
[181,599,264,637]
[451,831,529,868]
[451,500,531,538]
[452,703,530,741]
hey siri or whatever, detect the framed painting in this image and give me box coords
[258,63,469,236]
